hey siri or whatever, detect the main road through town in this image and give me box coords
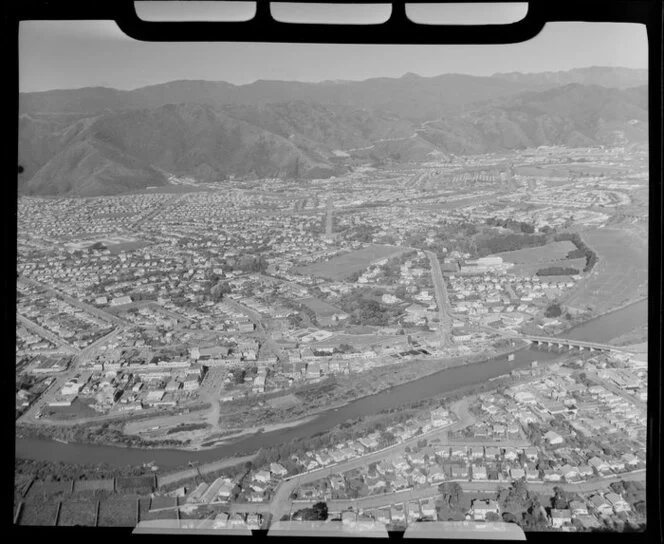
[424,250,453,345]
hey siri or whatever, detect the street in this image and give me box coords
[17,313,79,354]
[424,250,452,345]
[269,469,646,518]
[265,396,476,520]
[20,276,128,327]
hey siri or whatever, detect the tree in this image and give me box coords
[210,282,231,301]
[502,512,518,524]
[312,502,328,520]
[633,500,647,517]
[486,512,501,522]
[551,486,570,510]
[537,267,580,276]
[544,304,562,318]
[438,482,463,509]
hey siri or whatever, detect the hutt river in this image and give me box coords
[15,299,647,469]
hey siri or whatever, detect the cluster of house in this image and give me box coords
[200,511,263,530]
[304,179,458,245]
[182,463,291,505]
[447,271,575,325]
[297,497,439,525]
[236,463,289,503]
[18,190,341,333]
[547,491,633,531]
[473,370,646,481]
[16,323,57,355]
[595,364,648,403]
[528,181,630,210]
[18,193,164,240]
[49,350,206,411]
[117,306,179,329]
[184,476,235,505]
[17,293,113,350]
[291,481,635,530]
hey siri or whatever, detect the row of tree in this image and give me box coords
[555,233,599,272]
[536,266,580,276]
[485,217,536,234]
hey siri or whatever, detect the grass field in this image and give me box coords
[46,397,99,420]
[72,478,115,494]
[116,475,156,494]
[299,297,346,317]
[25,480,72,501]
[266,393,301,410]
[97,499,138,527]
[493,241,576,265]
[106,240,151,255]
[562,228,648,313]
[18,502,59,526]
[58,500,97,526]
[140,498,178,521]
[297,245,406,281]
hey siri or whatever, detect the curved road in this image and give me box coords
[256,397,476,520]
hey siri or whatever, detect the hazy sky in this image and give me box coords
[19,10,647,93]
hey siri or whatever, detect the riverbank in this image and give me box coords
[15,297,647,468]
[17,343,523,454]
[194,416,320,450]
[212,341,525,434]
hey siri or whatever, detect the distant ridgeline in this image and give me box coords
[18,67,647,196]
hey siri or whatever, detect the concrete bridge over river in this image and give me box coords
[523,335,619,353]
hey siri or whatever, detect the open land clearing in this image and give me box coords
[196,416,319,449]
[312,333,407,348]
[563,228,647,314]
[296,244,407,281]
[298,297,345,315]
[266,393,300,410]
[124,409,212,437]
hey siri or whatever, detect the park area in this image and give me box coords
[297,245,406,281]
[562,228,648,314]
[492,241,583,277]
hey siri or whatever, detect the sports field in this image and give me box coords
[508,258,586,277]
[562,228,648,313]
[297,244,406,281]
[494,241,576,265]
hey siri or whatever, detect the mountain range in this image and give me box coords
[18,66,648,196]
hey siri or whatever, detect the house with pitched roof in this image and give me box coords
[589,494,613,516]
[550,509,572,529]
[605,492,630,513]
[469,499,500,521]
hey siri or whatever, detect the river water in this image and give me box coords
[15,299,647,469]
